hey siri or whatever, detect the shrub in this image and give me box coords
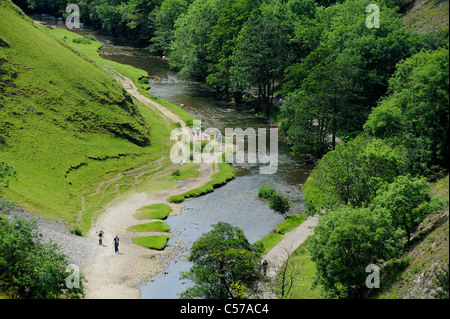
[258,184,276,199]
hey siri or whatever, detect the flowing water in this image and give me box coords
[32,15,313,299]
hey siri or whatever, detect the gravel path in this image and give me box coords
[259,215,320,298]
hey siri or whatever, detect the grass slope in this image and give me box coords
[0,0,173,231]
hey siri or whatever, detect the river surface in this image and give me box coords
[32,15,313,299]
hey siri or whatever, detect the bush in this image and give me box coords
[70,226,83,236]
[258,184,276,199]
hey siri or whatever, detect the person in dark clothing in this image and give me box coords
[262,260,268,275]
[113,235,120,253]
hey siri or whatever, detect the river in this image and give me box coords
[31,15,313,299]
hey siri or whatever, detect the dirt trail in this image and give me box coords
[82,73,215,299]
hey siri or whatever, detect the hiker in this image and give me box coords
[196,127,200,137]
[279,98,283,107]
[113,235,120,253]
[218,132,222,144]
[262,260,268,275]
[98,229,104,245]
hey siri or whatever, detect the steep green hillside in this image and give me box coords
[402,0,449,33]
[0,0,172,230]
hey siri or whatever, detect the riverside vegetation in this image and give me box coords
[1,0,449,299]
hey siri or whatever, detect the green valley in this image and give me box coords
[0,0,178,232]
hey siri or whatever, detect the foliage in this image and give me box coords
[371,175,432,242]
[364,48,449,176]
[280,0,425,158]
[257,184,276,199]
[269,192,291,219]
[230,2,296,115]
[205,0,261,98]
[180,222,263,299]
[169,0,222,81]
[304,135,407,211]
[308,205,405,298]
[150,0,193,55]
[0,216,85,298]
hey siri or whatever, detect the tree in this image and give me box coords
[281,0,423,158]
[371,175,432,242]
[0,216,85,298]
[304,135,407,211]
[308,205,404,299]
[205,0,261,99]
[364,48,449,176]
[180,222,263,299]
[276,249,302,299]
[169,0,222,81]
[269,192,291,219]
[281,50,366,156]
[150,0,192,55]
[230,3,295,115]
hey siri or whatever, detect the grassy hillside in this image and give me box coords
[0,0,174,231]
[402,0,449,33]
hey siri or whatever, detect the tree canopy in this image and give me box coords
[180,222,263,299]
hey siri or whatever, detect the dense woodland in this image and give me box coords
[4,0,450,299]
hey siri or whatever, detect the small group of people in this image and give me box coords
[97,229,120,253]
[192,127,201,138]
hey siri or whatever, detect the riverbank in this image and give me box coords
[82,71,223,298]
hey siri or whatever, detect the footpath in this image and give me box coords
[259,215,320,299]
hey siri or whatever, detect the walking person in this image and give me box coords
[97,229,104,245]
[113,235,120,253]
[262,260,268,276]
